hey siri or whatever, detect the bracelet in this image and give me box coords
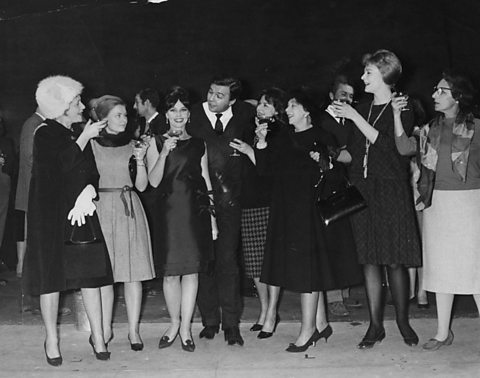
[136,162,146,167]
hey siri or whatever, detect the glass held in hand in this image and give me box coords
[167,129,182,137]
[395,92,410,111]
[230,138,240,157]
[257,116,275,131]
[133,139,145,148]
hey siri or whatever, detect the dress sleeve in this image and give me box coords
[373,108,414,153]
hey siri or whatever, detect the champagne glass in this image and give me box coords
[230,138,240,157]
[167,129,182,138]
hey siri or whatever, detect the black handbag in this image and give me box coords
[65,215,103,245]
[316,175,367,226]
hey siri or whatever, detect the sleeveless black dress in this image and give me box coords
[154,136,214,276]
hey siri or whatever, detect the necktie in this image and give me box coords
[214,113,223,135]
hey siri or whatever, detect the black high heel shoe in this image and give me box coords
[88,336,111,361]
[257,315,280,339]
[158,331,178,349]
[285,328,321,353]
[317,324,333,342]
[44,342,62,367]
[180,335,196,352]
[250,323,263,332]
[128,334,144,351]
[357,328,386,349]
[399,324,419,347]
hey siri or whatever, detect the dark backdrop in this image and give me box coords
[0,0,480,266]
[1,0,480,140]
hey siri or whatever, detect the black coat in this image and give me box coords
[25,120,112,295]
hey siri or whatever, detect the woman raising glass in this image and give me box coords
[333,50,421,349]
[146,86,216,352]
[255,87,360,352]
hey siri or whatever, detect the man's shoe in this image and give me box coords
[224,327,244,346]
[199,325,219,339]
[329,301,349,317]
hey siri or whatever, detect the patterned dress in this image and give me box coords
[348,102,421,266]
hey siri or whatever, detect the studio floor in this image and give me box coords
[0,269,479,377]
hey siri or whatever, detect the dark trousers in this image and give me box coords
[197,202,242,329]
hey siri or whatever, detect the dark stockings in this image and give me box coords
[386,264,417,339]
[363,264,384,339]
[363,264,417,340]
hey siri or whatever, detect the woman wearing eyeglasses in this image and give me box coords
[394,71,480,350]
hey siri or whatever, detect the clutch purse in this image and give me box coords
[65,215,103,245]
[316,177,367,226]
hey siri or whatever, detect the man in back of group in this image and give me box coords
[320,74,362,317]
[134,88,165,138]
[187,76,254,346]
[133,88,164,291]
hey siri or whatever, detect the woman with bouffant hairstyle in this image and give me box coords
[24,75,113,366]
[333,50,421,349]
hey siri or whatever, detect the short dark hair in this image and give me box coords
[164,86,191,111]
[330,74,355,95]
[137,88,160,109]
[210,76,242,101]
[287,86,319,117]
[257,87,287,122]
[362,49,402,87]
[442,70,477,113]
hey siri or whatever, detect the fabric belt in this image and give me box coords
[98,186,135,218]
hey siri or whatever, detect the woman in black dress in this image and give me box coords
[230,87,287,339]
[24,75,113,366]
[333,50,421,348]
[146,86,215,352]
[255,87,361,352]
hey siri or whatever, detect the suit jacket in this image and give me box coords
[187,101,255,204]
[139,113,167,136]
[15,112,44,211]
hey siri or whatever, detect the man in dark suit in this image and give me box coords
[133,88,164,290]
[320,74,362,317]
[187,76,254,346]
[133,88,166,137]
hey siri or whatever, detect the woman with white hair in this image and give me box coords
[24,75,113,366]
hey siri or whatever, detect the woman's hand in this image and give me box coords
[391,92,409,116]
[331,100,358,121]
[309,151,320,163]
[229,138,253,156]
[82,119,107,140]
[254,118,269,144]
[67,184,96,226]
[160,136,178,157]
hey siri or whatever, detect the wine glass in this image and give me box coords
[230,139,240,157]
[396,92,410,111]
[167,129,182,138]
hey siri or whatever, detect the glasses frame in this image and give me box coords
[433,86,452,96]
